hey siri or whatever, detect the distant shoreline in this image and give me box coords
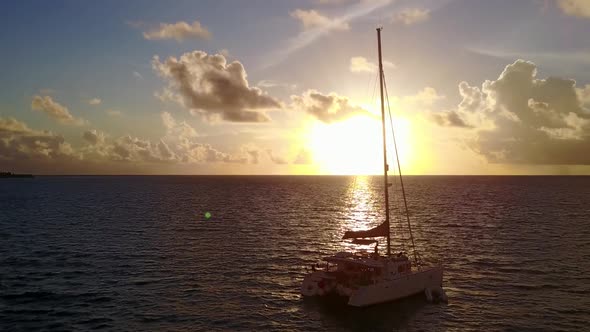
[0,172,34,178]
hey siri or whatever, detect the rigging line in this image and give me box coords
[392,172,408,253]
[370,71,378,110]
[386,127,406,253]
[389,154,407,253]
[381,71,420,265]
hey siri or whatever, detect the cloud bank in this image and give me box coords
[434,59,590,165]
[0,117,75,162]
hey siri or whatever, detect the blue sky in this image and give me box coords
[1,0,590,174]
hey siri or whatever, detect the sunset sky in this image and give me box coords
[1,0,590,175]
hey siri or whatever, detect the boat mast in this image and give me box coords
[377,27,391,257]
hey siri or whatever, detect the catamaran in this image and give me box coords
[300,28,446,307]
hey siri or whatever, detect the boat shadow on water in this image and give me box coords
[301,293,440,331]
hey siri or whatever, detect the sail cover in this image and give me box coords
[351,238,379,245]
[342,221,388,239]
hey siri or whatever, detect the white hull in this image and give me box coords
[348,265,443,307]
[301,265,444,307]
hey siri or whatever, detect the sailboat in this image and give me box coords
[300,28,446,307]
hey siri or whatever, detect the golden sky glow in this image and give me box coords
[1,1,590,175]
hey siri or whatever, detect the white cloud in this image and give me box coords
[153,50,281,122]
[290,9,350,31]
[349,56,395,73]
[392,8,430,25]
[265,0,391,69]
[350,56,377,73]
[256,80,297,90]
[218,49,230,58]
[161,111,198,139]
[433,59,590,165]
[106,109,122,117]
[467,47,590,67]
[88,98,101,105]
[403,87,444,106]
[142,20,211,42]
[556,0,590,18]
[31,95,86,126]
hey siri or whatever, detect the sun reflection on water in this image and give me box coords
[337,175,383,252]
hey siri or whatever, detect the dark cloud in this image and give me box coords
[435,59,590,165]
[291,89,370,123]
[82,130,105,145]
[153,51,281,122]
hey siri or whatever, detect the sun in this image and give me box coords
[306,115,413,175]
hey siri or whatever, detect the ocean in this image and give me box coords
[1,175,589,331]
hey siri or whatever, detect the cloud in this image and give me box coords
[556,0,590,18]
[350,56,396,73]
[89,130,245,165]
[467,47,590,67]
[249,151,260,164]
[267,149,288,164]
[106,109,122,117]
[350,56,377,73]
[431,111,471,128]
[434,59,590,165]
[39,88,56,95]
[256,80,297,90]
[82,129,106,145]
[403,87,445,106]
[392,8,430,25]
[291,90,371,123]
[0,117,75,162]
[155,111,254,164]
[290,9,349,31]
[142,20,211,42]
[133,71,143,80]
[153,50,281,122]
[315,0,351,4]
[161,111,198,139]
[265,0,391,69]
[293,148,313,164]
[578,84,590,107]
[31,95,86,125]
[0,113,269,173]
[88,98,101,105]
